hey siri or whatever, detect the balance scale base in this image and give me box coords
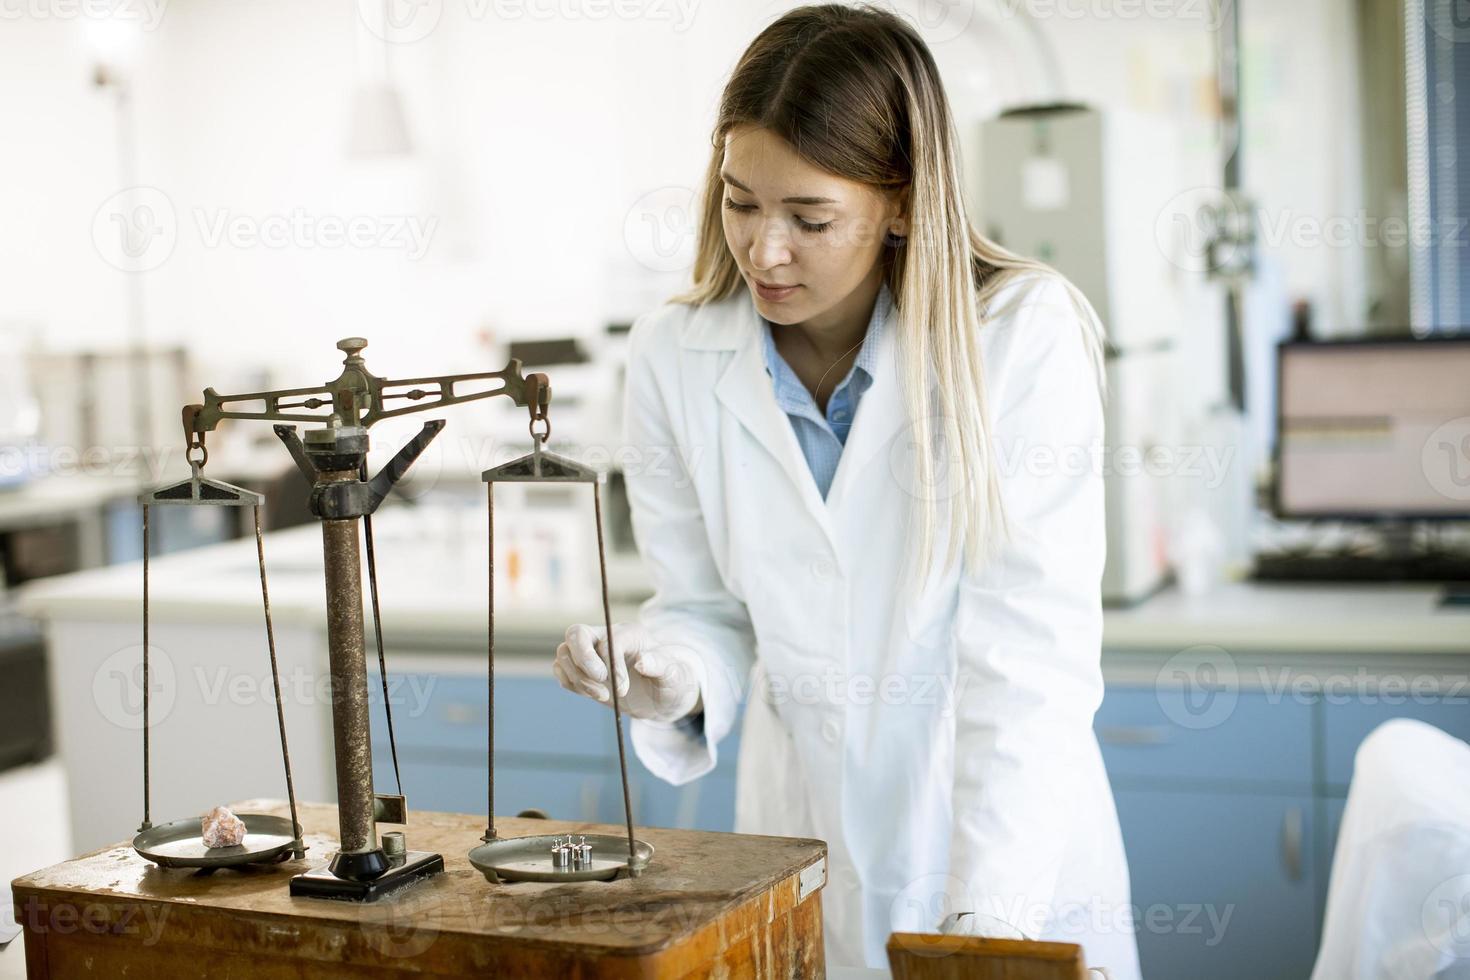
[289,849,444,901]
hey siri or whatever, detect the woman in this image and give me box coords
[554,4,1138,975]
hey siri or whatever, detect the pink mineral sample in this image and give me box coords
[201,805,247,848]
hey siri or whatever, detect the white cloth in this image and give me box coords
[1312,719,1470,980]
[619,275,1139,977]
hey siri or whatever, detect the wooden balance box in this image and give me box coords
[10,799,827,978]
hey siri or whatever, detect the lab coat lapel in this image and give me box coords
[712,297,839,553]
[825,300,904,514]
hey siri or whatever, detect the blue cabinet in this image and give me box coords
[1321,697,1470,788]
[1098,687,1318,979]
[367,670,739,832]
[1112,785,1318,980]
[1102,676,1470,980]
[1097,687,1314,787]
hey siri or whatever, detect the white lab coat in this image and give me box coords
[1312,719,1470,979]
[620,273,1139,977]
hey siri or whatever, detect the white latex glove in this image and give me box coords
[553,622,701,724]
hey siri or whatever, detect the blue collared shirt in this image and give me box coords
[675,283,893,739]
[761,282,891,499]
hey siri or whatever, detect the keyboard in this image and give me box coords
[1252,552,1470,583]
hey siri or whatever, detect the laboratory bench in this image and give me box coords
[11,799,826,978]
[15,510,1470,980]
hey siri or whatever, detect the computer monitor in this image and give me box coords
[1275,337,1470,519]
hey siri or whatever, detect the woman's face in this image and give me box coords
[720,123,906,327]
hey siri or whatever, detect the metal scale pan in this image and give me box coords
[469,834,654,884]
[469,394,652,884]
[133,814,300,869]
[131,454,307,871]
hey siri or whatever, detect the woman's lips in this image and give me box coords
[754,279,800,302]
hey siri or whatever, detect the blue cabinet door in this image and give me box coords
[1322,699,1470,789]
[621,768,738,832]
[1096,687,1313,789]
[369,672,615,760]
[374,750,609,823]
[615,713,743,832]
[367,672,743,832]
[1113,785,1318,980]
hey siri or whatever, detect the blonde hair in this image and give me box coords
[674,3,1106,586]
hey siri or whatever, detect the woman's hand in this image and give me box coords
[553,623,701,724]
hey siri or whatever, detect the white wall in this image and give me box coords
[2,0,1363,423]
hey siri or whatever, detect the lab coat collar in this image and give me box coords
[710,286,903,555]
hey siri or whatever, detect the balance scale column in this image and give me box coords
[287,433,445,900]
[320,492,380,867]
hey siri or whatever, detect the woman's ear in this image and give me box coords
[889,184,911,237]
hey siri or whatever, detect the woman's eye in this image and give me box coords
[723,196,831,234]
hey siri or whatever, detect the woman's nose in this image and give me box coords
[748,219,792,271]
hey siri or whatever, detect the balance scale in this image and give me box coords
[130,337,650,900]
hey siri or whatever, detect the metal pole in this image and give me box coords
[256,506,304,857]
[484,482,496,842]
[320,495,377,856]
[140,503,151,832]
[594,482,638,872]
[363,509,403,797]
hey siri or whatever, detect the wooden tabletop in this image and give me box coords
[11,799,828,977]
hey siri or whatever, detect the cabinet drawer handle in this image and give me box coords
[1281,806,1304,882]
[1098,725,1173,746]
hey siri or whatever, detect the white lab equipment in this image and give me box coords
[1312,718,1470,979]
[572,274,1140,976]
[978,105,1191,605]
